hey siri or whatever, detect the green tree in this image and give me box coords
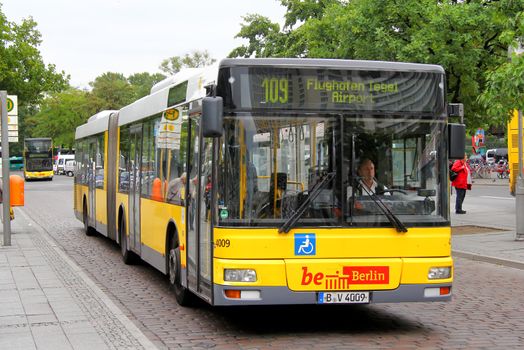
[128,72,166,100]
[89,72,135,110]
[479,13,524,125]
[26,71,166,148]
[159,50,216,75]
[0,5,69,154]
[231,0,524,130]
[26,89,95,149]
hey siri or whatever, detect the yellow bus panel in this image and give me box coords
[74,184,88,215]
[213,227,451,259]
[140,198,186,256]
[508,110,522,195]
[95,189,107,225]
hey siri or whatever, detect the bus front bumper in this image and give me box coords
[25,171,54,179]
[212,283,452,306]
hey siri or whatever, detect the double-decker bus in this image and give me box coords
[74,58,463,306]
[24,138,54,180]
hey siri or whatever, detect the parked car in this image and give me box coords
[64,159,76,177]
[55,154,75,175]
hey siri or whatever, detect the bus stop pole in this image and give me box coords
[516,110,524,240]
[0,91,11,246]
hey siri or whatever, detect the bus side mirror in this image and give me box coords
[448,123,465,160]
[202,96,223,138]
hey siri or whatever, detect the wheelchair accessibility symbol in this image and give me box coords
[295,233,316,256]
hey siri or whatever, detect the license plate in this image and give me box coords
[318,291,370,304]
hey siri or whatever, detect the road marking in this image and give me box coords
[480,196,515,200]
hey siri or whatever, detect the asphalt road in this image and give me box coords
[19,174,524,349]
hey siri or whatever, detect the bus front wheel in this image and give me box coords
[168,240,191,306]
[83,202,94,236]
[119,218,137,265]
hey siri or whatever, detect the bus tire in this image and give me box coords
[83,202,94,236]
[168,238,191,306]
[119,216,137,265]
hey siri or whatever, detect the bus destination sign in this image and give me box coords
[231,68,445,114]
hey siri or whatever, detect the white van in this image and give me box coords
[55,154,75,175]
[64,159,76,177]
[486,149,496,164]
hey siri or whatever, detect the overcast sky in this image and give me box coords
[2,0,286,88]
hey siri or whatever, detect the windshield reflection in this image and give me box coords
[216,114,448,228]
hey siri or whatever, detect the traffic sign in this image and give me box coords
[1,95,18,143]
[7,95,17,116]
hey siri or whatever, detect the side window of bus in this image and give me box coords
[82,141,90,185]
[74,141,81,182]
[166,110,188,204]
[119,127,130,193]
[141,120,153,197]
[152,116,166,201]
[96,134,104,189]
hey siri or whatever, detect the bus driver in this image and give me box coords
[354,158,387,196]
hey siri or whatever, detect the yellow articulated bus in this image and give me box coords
[24,138,54,180]
[74,58,464,306]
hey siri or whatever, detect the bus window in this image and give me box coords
[218,116,339,223]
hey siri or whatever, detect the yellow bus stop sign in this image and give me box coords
[7,98,14,112]
[164,108,179,121]
[6,95,17,116]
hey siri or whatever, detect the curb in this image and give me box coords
[452,250,524,270]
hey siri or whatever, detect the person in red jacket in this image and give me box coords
[451,154,472,214]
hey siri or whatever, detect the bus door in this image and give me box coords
[87,139,97,228]
[128,125,143,254]
[187,118,213,301]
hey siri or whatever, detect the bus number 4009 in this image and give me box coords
[262,78,288,104]
[215,239,231,248]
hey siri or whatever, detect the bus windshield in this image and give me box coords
[216,114,447,228]
[24,139,53,172]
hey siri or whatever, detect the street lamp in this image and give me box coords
[508,41,524,241]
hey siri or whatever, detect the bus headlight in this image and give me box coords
[428,267,451,280]
[224,269,257,282]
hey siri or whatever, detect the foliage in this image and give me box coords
[230,0,524,131]
[479,12,524,125]
[0,7,69,104]
[128,72,166,100]
[27,71,166,148]
[159,50,216,75]
[25,89,95,149]
[89,72,135,110]
[0,4,69,154]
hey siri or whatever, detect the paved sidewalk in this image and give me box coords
[0,207,157,350]
[451,176,524,269]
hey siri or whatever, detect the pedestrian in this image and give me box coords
[451,154,472,214]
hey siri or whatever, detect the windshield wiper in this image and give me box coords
[357,182,407,233]
[278,172,336,234]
